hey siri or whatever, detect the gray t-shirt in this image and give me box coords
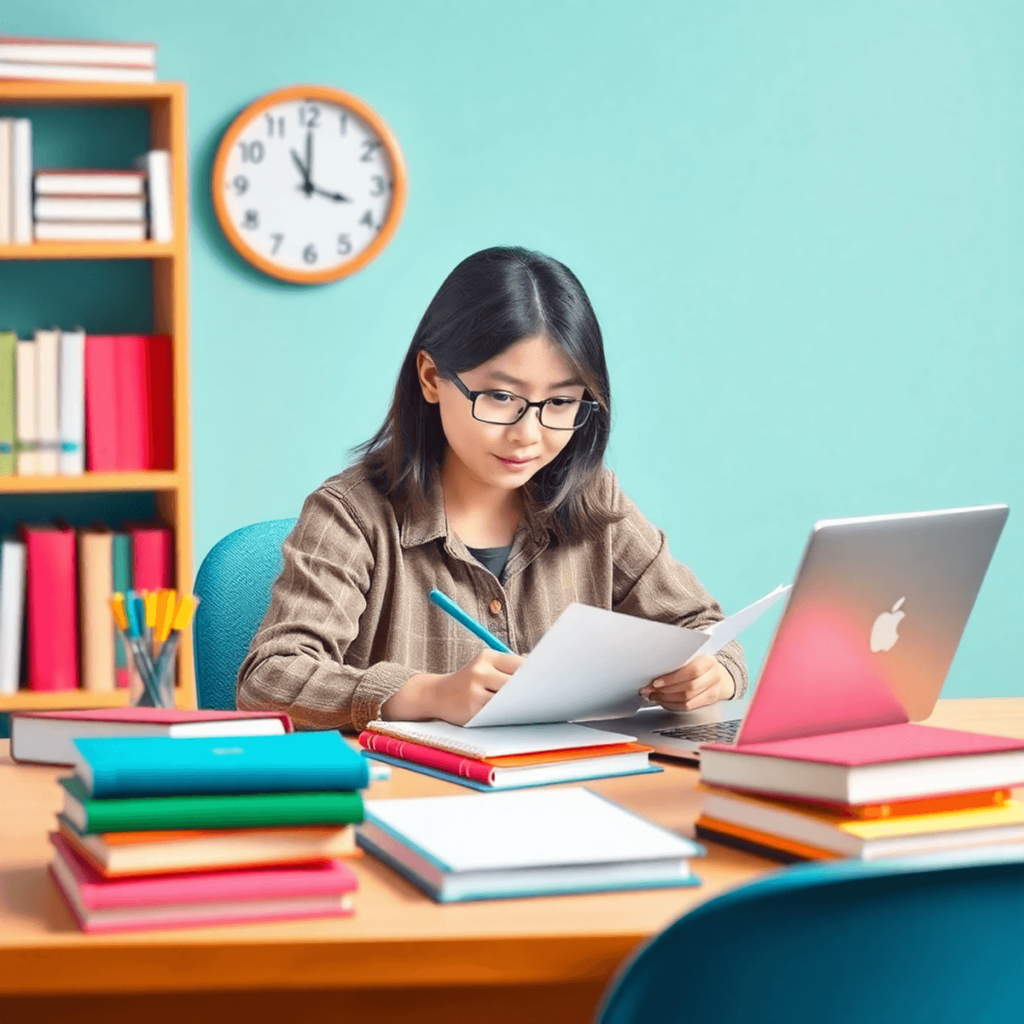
[466,542,514,582]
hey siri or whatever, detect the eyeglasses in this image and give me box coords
[442,371,600,431]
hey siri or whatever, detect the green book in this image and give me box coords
[111,532,131,685]
[59,776,365,833]
[0,331,16,476]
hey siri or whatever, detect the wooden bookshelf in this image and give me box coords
[0,80,195,712]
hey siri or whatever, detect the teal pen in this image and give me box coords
[428,588,514,654]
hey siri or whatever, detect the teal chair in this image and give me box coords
[596,844,1024,1024]
[192,518,297,710]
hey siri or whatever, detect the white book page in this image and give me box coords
[466,586,790,728]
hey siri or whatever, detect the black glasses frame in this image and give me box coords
[442,371,600,431]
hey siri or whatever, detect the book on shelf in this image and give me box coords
[0,37,157,68]
[10,118,31,244]
[130,525,173,590]
[33,196,148,221]
[0,331,15,474]
[112,531,131,688]
[34,327,60,475]
[0,120,10,243]
[49,832,356,934]
[0,61,156,84]
[59,776,364,833]
[34,169,146,197]
[34,221,148,242]
[56,815,359,877]
[24,523,78,692]
[73,730,371,799]
[359,788,704,903]
[134,150,172,242]
[699,722,1024,806]
[77,527,115,694]
[15,338,37,474]
[58,328,85,474]
[0,537,26,695]
[10,707,293,766]
[359,728,655,790]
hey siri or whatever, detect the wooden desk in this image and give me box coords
[2,698,1021,1024]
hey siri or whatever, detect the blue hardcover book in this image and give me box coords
[73,731,370,798]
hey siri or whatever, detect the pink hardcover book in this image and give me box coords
[129,525,172,590]
[50,833,357,933]
[359,730,493,784]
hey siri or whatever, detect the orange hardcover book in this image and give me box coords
[485,742,650,767]
[695,815,840,862]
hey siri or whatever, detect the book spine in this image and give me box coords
[84,335,119,471]
[24,525,78,691]
[58,329,85,474]
[0,62,157,83]
[11,118,31,244]
[76,789,365,833]
[78,529,115,692]
[111,532,131,688]
[148,334,174,468]
[15,339,37,475]
[130,526,172,590]
[0,119,11,244]
[34,328,60,475]
[0,539,26,694]
[113,335,150,470]
[0,331,16,475]
[359,731,494,785]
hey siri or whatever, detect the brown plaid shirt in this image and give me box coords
[237,464,747,731]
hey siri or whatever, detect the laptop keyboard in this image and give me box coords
[654,720,741,743]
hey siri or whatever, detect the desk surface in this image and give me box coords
[2,698,1022,1019]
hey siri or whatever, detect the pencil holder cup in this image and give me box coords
[126,639,178,709]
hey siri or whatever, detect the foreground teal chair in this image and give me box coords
[596,844,1024,1024]
[192,518,297,710]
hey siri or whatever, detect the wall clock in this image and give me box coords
[211,84,407,284]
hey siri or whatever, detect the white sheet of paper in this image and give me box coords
[466,585,790,728]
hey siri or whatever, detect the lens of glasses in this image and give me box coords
[473,392,529,424]
[540,398,587,430]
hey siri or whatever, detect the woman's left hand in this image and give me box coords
[639,654,736,711]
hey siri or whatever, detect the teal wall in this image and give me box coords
[4,1,1022,698]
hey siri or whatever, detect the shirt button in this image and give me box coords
[489,599,502,615]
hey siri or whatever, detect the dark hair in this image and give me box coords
[354,246,622,543]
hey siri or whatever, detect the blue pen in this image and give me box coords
[428,588,514,654]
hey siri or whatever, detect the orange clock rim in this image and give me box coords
[211,84,407,285]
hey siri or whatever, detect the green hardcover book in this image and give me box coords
[0,331,17,476]
[59,776,365,833]
[111,532,131,687]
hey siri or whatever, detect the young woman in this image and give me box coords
[237,247,745,731]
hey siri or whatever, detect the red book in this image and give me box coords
[84,335,119,471]
[148,334,174,469]
[113,334,149,470]
[360,730,493,784]
[23,525,78,691]
[130,526,172,590]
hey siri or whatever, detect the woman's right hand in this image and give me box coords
[381,649,524,725]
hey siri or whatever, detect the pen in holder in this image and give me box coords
[110,590,198,709]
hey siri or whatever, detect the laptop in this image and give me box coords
[587,504,1009,761]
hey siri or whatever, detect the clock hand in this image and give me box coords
[311,185,352,203]
[289,149,314,195]
[305,130,314,187]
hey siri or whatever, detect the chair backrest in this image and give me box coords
[596,845,1024,1024]
[192,518,297,710]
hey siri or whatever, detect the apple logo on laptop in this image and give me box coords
[870,597,906,653]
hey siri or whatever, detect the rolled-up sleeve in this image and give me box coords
[236,488,418,731]
[607,480,749,699]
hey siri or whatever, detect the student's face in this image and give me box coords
[418,336,586,493]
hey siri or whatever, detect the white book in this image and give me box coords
[34,171,145,197]
[33,221,147,242]
[0,538,26,694]
[0,61,155,83]
[58,328,85,474]
[134,150,172,242]
[10,118,31,244]
[359,788,703,902]
[15,338,37,475]
[34,328,60,475]
[34,196,147,221]
[0,119,11,243]
[0,39,156,68]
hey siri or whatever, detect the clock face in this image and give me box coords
[212,86,406,284]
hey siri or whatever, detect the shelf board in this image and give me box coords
[0,81,182,104]
[0,241,177,260]
[0,689,131,711]
[0,471,181,494]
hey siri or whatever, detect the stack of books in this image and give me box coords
[359,719,657,790]
[0,37,157,83]
[695,721,1024,861]
[49,731,368,932]
[359,787,704,902]
[34,169,148,242]
[0,521,172,696]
